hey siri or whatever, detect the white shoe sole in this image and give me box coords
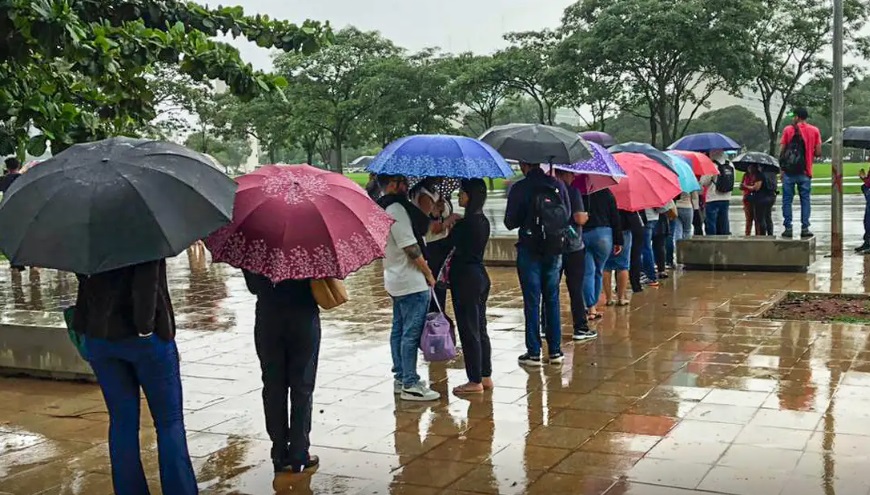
[573,334,598,341]
[518,359,543,367]
[400,391,440,401]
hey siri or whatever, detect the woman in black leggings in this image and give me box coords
[448,179,492,394]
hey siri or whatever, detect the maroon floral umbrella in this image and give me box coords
[205,164,393,281]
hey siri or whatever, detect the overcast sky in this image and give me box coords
[206,0,574,71]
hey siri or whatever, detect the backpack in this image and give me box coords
[760,170,777,195]
[780,124,806,176]
[714,161,735,193]
[527,185,569,256]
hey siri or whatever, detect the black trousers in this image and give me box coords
[693,209,704,236]
[753,196,775,236]
[451,265,491,383]
[629,223,644,292]
[254,302,321,463]
[563,249,589,332]
[652,233,667,273]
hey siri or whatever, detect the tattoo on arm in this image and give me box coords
[403,244,423,260]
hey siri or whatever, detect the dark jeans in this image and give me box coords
[693,209,704,236]
[629,223,644,291]
[254,302,321,464]
[705,201,731,235]
[451,265,491,383]
[88,335,197,495]
[516,246,562,357]
[641,220,658,281]
[562,249,589,332]
[753,196,775,236]
[782,173,812,230]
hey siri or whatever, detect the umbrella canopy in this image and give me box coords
[579,130,616,148]
[609,142,678,174]
[367,134,512,179]
[550,142,626,194]
[350,155,375,168]
[733,152,780,173]
[609,153,682,212]
[843,127,870,149]
[668,132,741,152]
[665,153,702,193]
[0,137,236,274]
[205,164,393,282]
[479,124,593,165]
[667,150,719,177]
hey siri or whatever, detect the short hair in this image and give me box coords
[376,173,405,189]
[794,107,809,120]
[4,157,20,171]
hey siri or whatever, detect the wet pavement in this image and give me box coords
[2,198,870,494]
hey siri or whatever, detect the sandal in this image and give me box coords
[605,300,615,307]
[453,383,484,395]
[617,299,630,306]
[587,312,604,321]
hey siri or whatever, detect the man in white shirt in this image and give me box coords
[701,150,735,235]
[377,174,439,402]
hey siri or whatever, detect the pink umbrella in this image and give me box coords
[205,164,394,281]
[609,153,682,212]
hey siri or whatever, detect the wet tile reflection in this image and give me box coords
[2,243,870,494]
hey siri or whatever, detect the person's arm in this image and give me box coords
[813,129,822,158]
[568,186,588,225]
[749,180,762,192]
[390,205,435,286]
[404,244,435,286]
[779,126,793,155]
[504,183,523,230]
[131,261,160,334]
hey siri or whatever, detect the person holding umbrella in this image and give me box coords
[554,169,594,340]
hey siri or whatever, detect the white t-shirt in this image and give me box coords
[383,203,429,297]
[702,161,735,203]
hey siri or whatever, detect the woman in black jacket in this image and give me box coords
[244,270,321,473]
[581,189,624,319]
[75,259,197,495]
[448,179,493,394]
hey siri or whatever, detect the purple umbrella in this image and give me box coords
[550,142,627,194]
[579,131,617,148]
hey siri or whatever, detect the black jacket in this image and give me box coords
[74,260,175,341]
[243,270,318,312]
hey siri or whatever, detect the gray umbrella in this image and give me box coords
[733,152,780,172]
[479,124,592,164]
[0,137,237,274]
[843,127,870,149]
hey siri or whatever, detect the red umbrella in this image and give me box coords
[205,164,393,281]
[668,150,719,177]
[609,153,682,212]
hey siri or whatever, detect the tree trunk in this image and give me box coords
[332,134,344,174]
[648,114,658,148]
[306,149,314,166]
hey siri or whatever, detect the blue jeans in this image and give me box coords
[677,207,694,240]
[642,220,658,281]
[864,188,870,242]
[88,335,197,495]
[516,246,562,357]
[782,173,812,230]
[583,227,613,307]
[390,290,430,387]
[705,201,731,235]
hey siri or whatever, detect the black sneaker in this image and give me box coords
[855,243,870,252]
[549,352,564,364]
[275,454,320,473]
[800,229,814,238]
[518,353,542,367]
[573,329,599,341]
[781,229,793,238]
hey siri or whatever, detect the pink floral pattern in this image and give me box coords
[204,164,393,282]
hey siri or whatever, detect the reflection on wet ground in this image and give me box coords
[3,205,870,494]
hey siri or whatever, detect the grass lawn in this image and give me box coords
[347,162,870,195]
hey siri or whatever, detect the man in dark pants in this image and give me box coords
[244,270,321,473]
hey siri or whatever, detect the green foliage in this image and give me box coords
[0,0,329,156]
[183,131,251,174]
[684,106,769,151]
[496,31,562,125]
[448,54,515,136]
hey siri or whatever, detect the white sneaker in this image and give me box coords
[400,383,440,402]
[393,380,403,394]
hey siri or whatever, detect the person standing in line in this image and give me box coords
[0,156,22,194]
[602,208,634,306]
[554,171,595,341]
[753,166,778,236]
[504,162,572,367]
[693,186,706,236]
[625,209,645,293]
[410,179,457,317]
[669,193,693,266]
[740,165,760,236]
[365,172,382,202]
[640,209,660,287]
[857,168,870,253]
[74,260,198,494]
[244,270,321,473]
[448,179,493,394]
[779,107,822,238]
[377,174,440,401]
[701,151,735,235]
[581,188,623,320]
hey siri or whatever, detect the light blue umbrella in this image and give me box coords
[367,134,513,179]
[665,152,702,193]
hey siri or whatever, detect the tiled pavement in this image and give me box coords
[2,245,870,494]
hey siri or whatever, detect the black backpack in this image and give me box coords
[780,124,806,176]
[527,185,569,256]
[714,161,735,193]
[760,170,777,195]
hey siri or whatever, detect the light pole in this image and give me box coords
[831,0,844,255]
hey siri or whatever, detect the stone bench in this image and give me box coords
[677,236,816,272]
[0,310,95,381]
[484,236,518,266]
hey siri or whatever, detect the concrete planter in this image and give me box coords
[677,236,816,272]
[0,310,95,381]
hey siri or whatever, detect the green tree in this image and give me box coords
[746,0,870,154]
[497,31,563,125]
[0,0,329,157]
[448,54,515,135]
[212,92,292,163]
[683,106,770,151]
[275,27,399,172]
[560,0,762,147]
[184,131,251,175]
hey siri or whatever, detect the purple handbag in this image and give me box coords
[420,291,457,362]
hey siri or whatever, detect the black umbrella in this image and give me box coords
[0,137,236,274]
[609,142,677,174]
[733,152,780,172]
[479,124,592,164]
[843,127,870,149]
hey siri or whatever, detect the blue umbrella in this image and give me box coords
[668,132,741,152]
[367,134,514,179]
[609,142,677,174]
[665,152,702,193]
